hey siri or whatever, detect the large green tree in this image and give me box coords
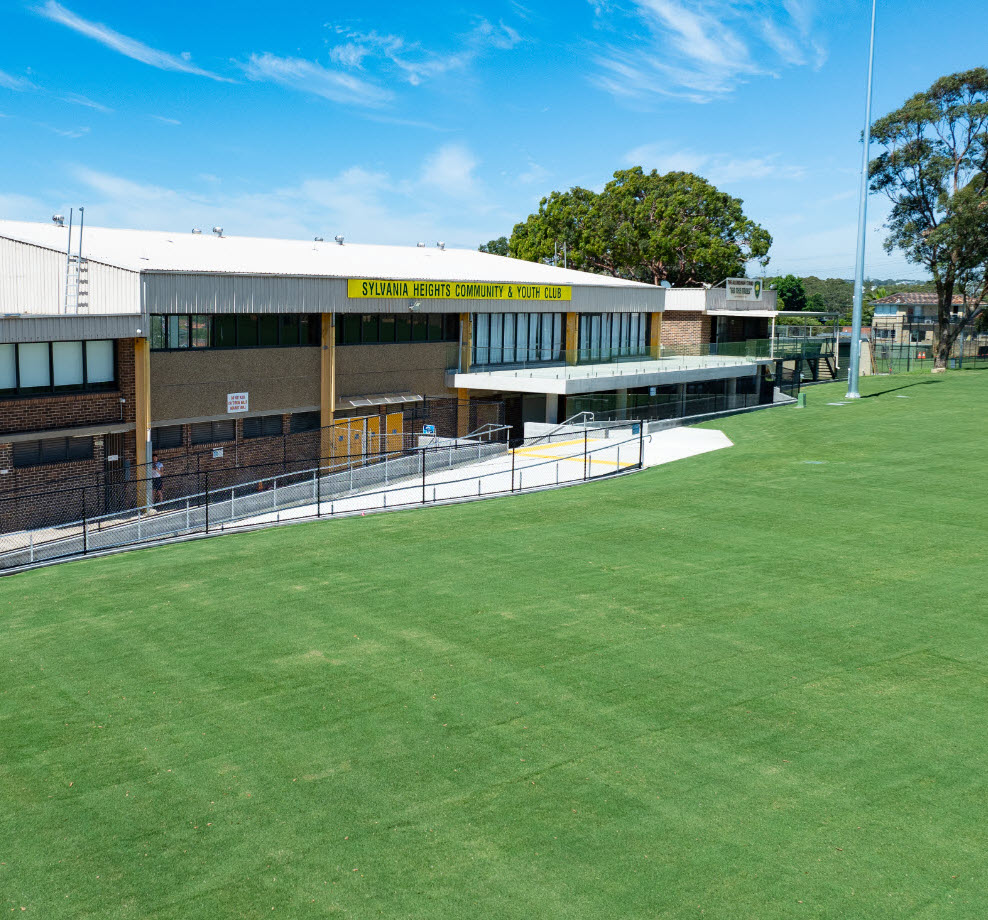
[870,68,988,370]
[773,274,808,311]
[478,237,509,256]
[503,168,771,286]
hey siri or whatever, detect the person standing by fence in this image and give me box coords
[152,454,164,507]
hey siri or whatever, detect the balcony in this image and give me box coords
[447,341,774,396]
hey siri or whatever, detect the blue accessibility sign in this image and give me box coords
[423,424,436,435]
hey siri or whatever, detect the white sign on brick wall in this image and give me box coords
[227,392,249,413]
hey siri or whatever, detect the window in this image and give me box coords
[12,436,93,468]
[191,420,236,445]
[150,315,166,350]
[243,415,283,438]
[168,315,190,349]
[335,313,459,345]
[85,340,115,385]
[0,340,118,397]
[53,341,84,390]
[258,315,279,348]
[236,315,259,347]
[149,314,321,350]
[281,314,300,346]
[191,315,210,348]
[472,313,564,365]
[0,344,16,394]
[361,314,380,343]
[289,410,320,433]
[577,313,647,361]
[213,315,237,348]
[18,342,50,391]
[151,425,183,449]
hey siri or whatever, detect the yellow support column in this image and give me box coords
[457,388,471,437]
[320,313,336,467]
[133,335,151,481]
[459,311,472,373]
[565,311,579,365]
[457,313,472,437]
[649,312,662,358]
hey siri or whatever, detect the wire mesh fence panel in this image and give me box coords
[0,424,641,572]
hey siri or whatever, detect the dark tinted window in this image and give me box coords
[151,425,183,449]
[243,415,283,438]
[289,410,320,433]
[258,315,279,347]
[213,315,237,348]
[237,315,258,347]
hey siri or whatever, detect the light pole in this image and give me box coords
[846,0,878,399]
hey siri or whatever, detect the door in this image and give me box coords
[103,432,127,514]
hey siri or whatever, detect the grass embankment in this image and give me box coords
[2,371,987,918]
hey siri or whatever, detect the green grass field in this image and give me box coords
[3,371,987,919]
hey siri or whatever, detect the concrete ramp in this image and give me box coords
[642,427,733,468]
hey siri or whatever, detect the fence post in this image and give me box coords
[511,447,516,492]
[584,429,588,481]
[421,449,426,504]
[639,421,644,469]
[82,488,88,555]
[205,470,210,534]
[317,464,321,518]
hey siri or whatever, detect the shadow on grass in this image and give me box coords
[861,379,943,398]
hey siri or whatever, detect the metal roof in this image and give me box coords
[0,220,655,290]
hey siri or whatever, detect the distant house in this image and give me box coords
[870,293,967,342]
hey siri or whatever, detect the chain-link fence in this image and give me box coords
[870,336,988,373]
[0,398,504,536]
[0,423,645,572]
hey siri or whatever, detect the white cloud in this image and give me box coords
[63,144,506,247]
[327,19,523,88]
[589,0,825,101]
[62,92,113,113]
[0,68,35,91]
[38,123,90,139]
[419,144,482,198]
[242,52,392,107]
[625,143,805,184]
[151,115,181,126]
[36,1,233,82]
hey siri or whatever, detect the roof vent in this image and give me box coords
[437,241,445,250]
[314,236,324,242]
[192,228,202,234]
[416,242,425,247]
[52,214,65,227]
[212,226,223,237]
[334,235,345,245]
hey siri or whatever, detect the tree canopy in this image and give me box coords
[478,237,509,256]
[870,67,988,368]
[773,275,808,311]
[501,167,771,287]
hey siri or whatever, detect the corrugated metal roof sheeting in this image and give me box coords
[0,313,145,344]
[0,236,140,316]
[142,273,662,315]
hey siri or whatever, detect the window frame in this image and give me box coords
[0,340,117,399]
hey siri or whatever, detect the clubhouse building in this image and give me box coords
[0,219,777,522]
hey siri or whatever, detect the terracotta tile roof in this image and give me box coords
[871,293,965,306]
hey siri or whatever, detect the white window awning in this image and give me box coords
[335,392,423,411]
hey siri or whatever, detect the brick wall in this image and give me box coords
[660,312,712,349]
[0,338,136,436]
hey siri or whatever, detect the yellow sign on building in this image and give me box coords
[347,279,572,302]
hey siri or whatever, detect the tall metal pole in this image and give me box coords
[846,0,878,399]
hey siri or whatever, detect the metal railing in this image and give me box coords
[0,424,647,572]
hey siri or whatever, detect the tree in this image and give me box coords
[870,68,988,370]
[504,168,772,286]
[773,274,808,311]
[478,237,509,256]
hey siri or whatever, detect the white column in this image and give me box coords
[544,394,559,424]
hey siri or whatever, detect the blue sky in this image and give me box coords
[1,0,986,279]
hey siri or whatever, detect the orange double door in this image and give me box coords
[328,412,403,466]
